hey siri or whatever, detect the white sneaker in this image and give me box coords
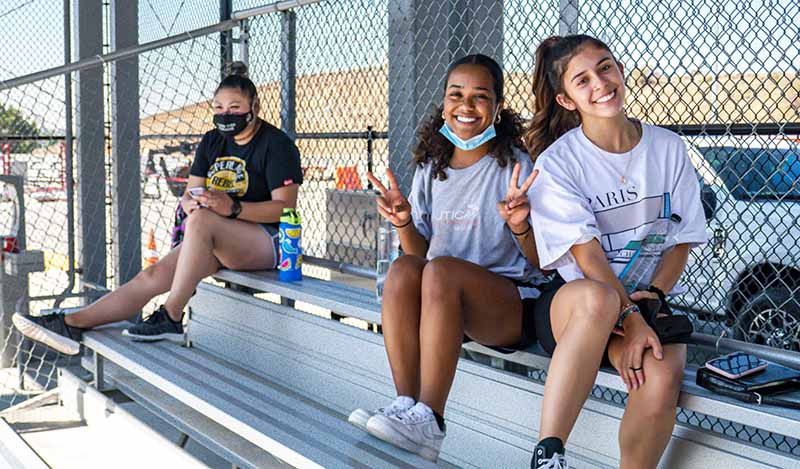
[366,402,445,461]
[348,395,414,432]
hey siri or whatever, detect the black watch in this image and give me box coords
[227,198,242,219]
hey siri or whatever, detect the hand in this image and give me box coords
[618,313,663,392]
[497,163,538,229]
[181,195,201,215]
[367,169,412,227]
[196,190,234,217]
[630,290,659,302]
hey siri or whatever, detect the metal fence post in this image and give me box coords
[558,0,580,35]
[387,1,451,194]
[110,0,142,292]
[280,10,297,140]
[220,0,234,79]
[74,0,107,292]
[388,1,505,194]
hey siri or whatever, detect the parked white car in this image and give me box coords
[679,136,800,350]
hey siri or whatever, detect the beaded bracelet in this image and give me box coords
[616,303,641,330]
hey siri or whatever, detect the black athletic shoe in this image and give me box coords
[122,305,184,343]
[12,309,85,356]
[531,437,568,469]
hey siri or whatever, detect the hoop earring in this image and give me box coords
[441,112,445,120]
[495,113,502,124]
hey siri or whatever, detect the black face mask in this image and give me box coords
[213,111,254,138]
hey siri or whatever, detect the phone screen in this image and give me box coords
[188,187,206,198]
[707,352,765,376]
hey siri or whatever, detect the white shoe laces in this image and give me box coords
[397,404,431,424]
[538,453,568,469]
[378,397,413,417]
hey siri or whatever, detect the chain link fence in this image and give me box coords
[0,0,799,457]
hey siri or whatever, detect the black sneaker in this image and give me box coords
[122,305,184,343]
[12,309,85,356]
[531,437,568,469]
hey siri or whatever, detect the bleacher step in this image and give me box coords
[82,325,446,468]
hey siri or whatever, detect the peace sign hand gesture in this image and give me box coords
[497,163,539,229]
[367,168,412,227]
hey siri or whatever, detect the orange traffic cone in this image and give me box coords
[144,229,159,268]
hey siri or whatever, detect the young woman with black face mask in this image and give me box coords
[13,62,303,352]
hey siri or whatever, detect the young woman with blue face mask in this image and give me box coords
[348,54,608,463]
[13,62,303,352]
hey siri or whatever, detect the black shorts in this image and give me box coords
[534,275,612,366]
[463,276,565,354]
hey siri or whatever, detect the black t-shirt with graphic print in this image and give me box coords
[189,119,303,226]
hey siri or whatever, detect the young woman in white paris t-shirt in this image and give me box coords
[524,35,706,469]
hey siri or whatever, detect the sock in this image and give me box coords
[537,436,564,455]
[432,409,446,432]
[395,395,415,408]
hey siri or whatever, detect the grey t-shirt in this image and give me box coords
[409,147,547,298]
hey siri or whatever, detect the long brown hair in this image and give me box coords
[524,35,615,159]
[412,54,526,181]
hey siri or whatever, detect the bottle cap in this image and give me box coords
[280,208,301,225]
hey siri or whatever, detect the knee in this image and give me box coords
[421,257,462,303]
[184,208,217,237]
[573,280,620,326]
[638,358,685,417]
[134,262,165,291]
[383,255,425,295]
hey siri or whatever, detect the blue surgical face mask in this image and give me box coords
[438,108,499,151]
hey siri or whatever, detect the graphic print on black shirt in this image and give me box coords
[189,119,303,205]
[207,156,249,196]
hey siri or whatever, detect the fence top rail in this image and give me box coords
[0,0,322,92]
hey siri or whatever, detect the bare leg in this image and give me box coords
[65,209,276,328]
[65,248,182,329]
[608,340,686,469]
[381,255,427,398]
[417,257,526,415]
[163,209,276,320]
[538,280,620,442]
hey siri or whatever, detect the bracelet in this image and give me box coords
[392,219,413,229]
[510,224,531,236]
[616,303,641,330]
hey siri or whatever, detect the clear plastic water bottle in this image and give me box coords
[619,214,682,293]
[376,220,400,301]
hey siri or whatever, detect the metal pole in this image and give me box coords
[366,126,374,190]
[220,0,233,78]
[558,0,580,36]
[62,0,77,298]
[280,10,297,140]
[239,19,250,65]
[0,0,325,92]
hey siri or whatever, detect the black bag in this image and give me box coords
[696,363,800,409]
[634,297,694,345]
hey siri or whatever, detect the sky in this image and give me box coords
[0,0,798,133]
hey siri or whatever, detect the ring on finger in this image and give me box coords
[629,366,644,371]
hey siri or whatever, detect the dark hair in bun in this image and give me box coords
[215,61,257,104]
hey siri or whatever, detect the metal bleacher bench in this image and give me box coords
[78,269,800,468]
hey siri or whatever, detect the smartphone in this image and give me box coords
[705,351,768,379]
[187,187,206,199]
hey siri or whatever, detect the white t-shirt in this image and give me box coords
[529,123,708,293]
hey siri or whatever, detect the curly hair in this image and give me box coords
[411,54,526,181]
[412,106,526,181]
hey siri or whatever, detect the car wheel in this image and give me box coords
[733,287,800,351]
